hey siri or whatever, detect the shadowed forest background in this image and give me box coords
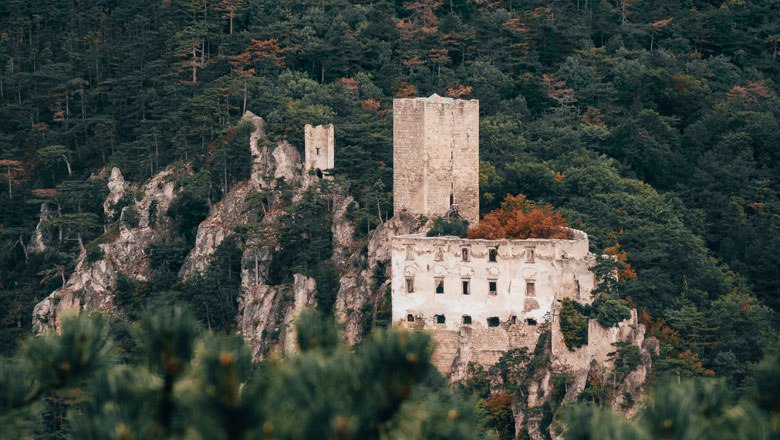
[0,0,779,438]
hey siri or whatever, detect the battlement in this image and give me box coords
[393,95,479,224]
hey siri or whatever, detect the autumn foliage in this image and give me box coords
[467,194,570,240]
[602,241,638,281]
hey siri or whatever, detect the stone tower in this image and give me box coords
[393,94,479,224]
[304,124,335,176]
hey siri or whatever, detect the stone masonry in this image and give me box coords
[391,231,597,376]
[304,123,334,177]
[393,94,479,224]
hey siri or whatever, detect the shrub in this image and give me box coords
[468,194,570,240]
[592,295,632,328]
[427,216,469,237]
[560,299,589,350]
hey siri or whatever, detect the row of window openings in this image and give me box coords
[406,314,537,327]
[407,247,535,263]
[406,278,535,296]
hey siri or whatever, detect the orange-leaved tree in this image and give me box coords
[467,194,570,240]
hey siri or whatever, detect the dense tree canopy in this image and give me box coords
[0,0,778,436]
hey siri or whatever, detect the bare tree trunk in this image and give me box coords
[242,78,247,114]
[17,236,28,262]
[5,167,11,199]
[77,233,86,255]
[62,155,72,175]
[192,46,198,83]
[621,0,628,24]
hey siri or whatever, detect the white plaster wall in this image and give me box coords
[391,230,596,332]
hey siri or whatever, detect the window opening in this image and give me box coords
[526,282,535,296]
[435,314,446,324]
[526,248,535,263]
[462,315,472,325]
[406,276,414,293]
[435,278,445,294]
[489,281,498,296]
[405,245,415,260]
[487,317,500,327]
[407,314,414,322]
[510,315,517,324]
[526,318,537,326]
[450,193,454,206]
[488,248,497,262]
[315,147,320,154]
[461,248,469,262]
[462,280,470,295]
[434,247,443,261]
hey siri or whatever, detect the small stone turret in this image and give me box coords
[304,123,335,178]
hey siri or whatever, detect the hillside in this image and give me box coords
[0,0,779,438]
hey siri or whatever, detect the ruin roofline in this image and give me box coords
[393,93,479,104]
[394,227,590,244]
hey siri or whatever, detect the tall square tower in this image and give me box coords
[393,94,479,224]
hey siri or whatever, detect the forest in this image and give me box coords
[0,0,779,438]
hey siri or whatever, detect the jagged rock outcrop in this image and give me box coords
[32,167,180,332]
[180,112,307,280]
[331,195,356,268]
[335,211,425,344]
[103,167,126,218]
[505,310,652,439]
[27,202,55,253]
[179,181,257,278]
[238,273,317,359]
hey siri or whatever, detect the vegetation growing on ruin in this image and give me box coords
[560,299,589,350]
[427,216,469,238]
[468,194,571,240]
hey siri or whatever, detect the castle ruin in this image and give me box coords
[393,94,479,224]
[304,123,334,178]
[390,95,641,381]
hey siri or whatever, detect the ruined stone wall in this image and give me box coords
[390,230,597,377]
[398,322,544,376]
[304,123,334,173]
[393,95,479,224]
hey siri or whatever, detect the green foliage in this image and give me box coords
[609,342,643,382]
[167,172,212,245]
[0,0,778,428]
[457,362,491,400]
[563,348,780,439]
[85,240,105,263]
[0,308,491,439]
[268,189,333,283]
[181,235,243,332]
[592,295,632,328]
[121,205,140,228]
[560,299,588,350]
[427,216,469,238]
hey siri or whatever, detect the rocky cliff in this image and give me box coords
[32,166,181,332]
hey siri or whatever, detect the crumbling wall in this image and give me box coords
[390,231,597,380]
[304,123,334,175]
